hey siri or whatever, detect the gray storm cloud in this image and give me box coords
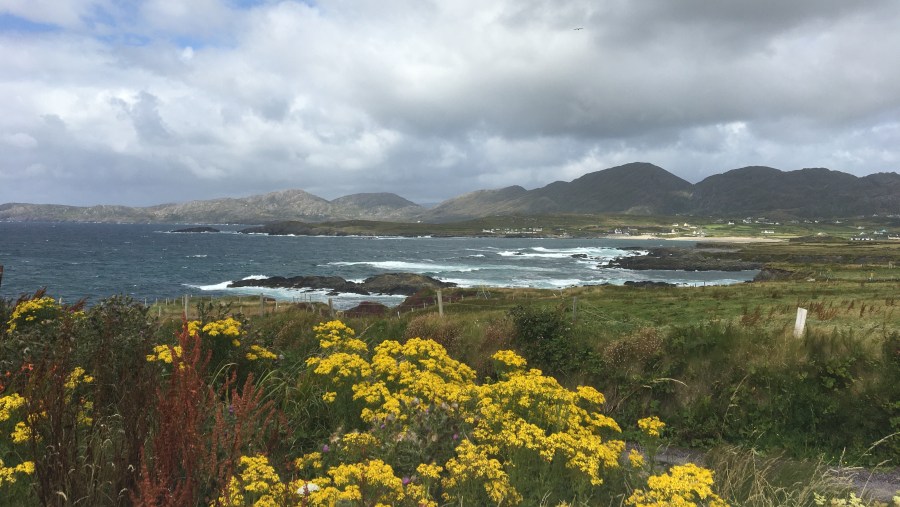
[0,0,898,206]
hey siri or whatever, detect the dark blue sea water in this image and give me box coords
[0,222,757,309]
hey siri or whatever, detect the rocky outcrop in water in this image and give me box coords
[227,272,455,296]
[608,247,762,271]
[228,276,366,294]
[171,226,220,233]
[360,273,456,295]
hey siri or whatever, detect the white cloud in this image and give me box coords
[0,0,107,28]
[3,132,37,149]
[0,0,898,206]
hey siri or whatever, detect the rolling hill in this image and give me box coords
[2,163,897,223]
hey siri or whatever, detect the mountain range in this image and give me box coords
[2,163,898,223]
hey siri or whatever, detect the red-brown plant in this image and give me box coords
[133,320,280,506]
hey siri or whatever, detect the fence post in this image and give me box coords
[793,307,808,338]
[572,296,578,324]
[437,289,444,317]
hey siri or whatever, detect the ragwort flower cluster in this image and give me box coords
[148,316,278,370]
[218,321,729,506]
[0,365,93,492]
[627,463,730,507]
[301,321,625,505]
[6,297,60,333]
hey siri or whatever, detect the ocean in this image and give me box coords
[0,222,757,309]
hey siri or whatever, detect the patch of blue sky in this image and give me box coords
[95,32,152,46]
[0,13,60,33]
[229,0,269,7]
[173,34,220,50]
[229,0,316,8]
[81,2,124,31]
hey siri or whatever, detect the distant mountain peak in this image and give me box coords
[2,163,897,223]
[330,192,422,209]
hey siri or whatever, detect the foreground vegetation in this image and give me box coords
[1,239,899,505]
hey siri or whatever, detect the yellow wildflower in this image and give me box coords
[7,296,59,332]
[313,320,367,352]
[341,431,380,452]
[215,454,287,507]
[442,439,521,505]
[492,350,528,370]
[576,385,606,406]
[146,344,183,363]
[627,463,729,507]
[628,449,645,468]
[246,344,277,361]
[0,458,35,488]
[0,393,25,422]
[638,416,666,438]
[10,421,34,444]
[202,317,243,337]
[416,463,443,480]
[65,367,94,390]
[308,459,404,506]
[295,452,323,471]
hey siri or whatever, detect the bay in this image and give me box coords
[0,222,757,309]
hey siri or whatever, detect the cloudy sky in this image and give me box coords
[2,0,899,207]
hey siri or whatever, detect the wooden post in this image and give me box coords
[183,295,188,317]
[794,307,808,338]
[437,289,444,317]
[0,265,4,289]
[260,294,265,314]
[328,298,334,318]
[572,297,577,324]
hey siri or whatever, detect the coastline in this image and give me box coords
[604,234,786,244]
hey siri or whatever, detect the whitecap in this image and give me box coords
[185,281,232,291]
[327,260,479,273]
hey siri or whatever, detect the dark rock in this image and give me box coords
[228,275,369,294]
[226,272,455,296]
[608,247,762,271]
[360,273,456,296]
[171,226,220,233]
[571,253,589,259]
[344,301,390,317]
[624,280,676,288]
